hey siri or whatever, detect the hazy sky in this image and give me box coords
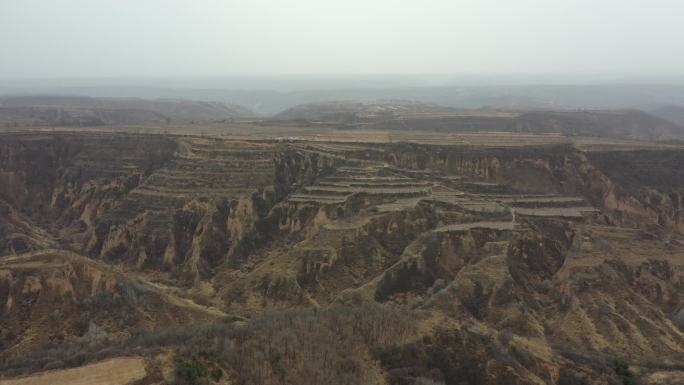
[1,0,682,79]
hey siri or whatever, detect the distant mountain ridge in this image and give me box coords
[0,95,256,127]
[650,105,684,127]
[5,83,684,114]
[274,100,684,141]
[273,100,464,122]
[2,94,683,142]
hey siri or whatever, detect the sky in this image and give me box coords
[0,0,683,80]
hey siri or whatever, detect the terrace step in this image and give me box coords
[304,185,431,196]
[458,182,512,194]
[513,206,598,219]
[499,196,588,208]
[288,194,350,204]
[434,221,518,232]
[375,198,423,212]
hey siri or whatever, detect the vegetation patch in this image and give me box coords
[611,360,637,385]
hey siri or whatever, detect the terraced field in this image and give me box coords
[288,166,433,205]
[434,221,518,232]
[134,138,274,200]
[285,145,599,232]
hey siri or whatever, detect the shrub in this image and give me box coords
[215,304,417,385]
[611,360,636,385]
[176,360,207,385]
[415,378,445,385]
[210,367,223,381]
[43,360,65,370]
[2,304,416,385]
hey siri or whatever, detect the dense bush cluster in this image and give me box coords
[169,305,416,385]
[1,304,416,385]
[228,305,416,385]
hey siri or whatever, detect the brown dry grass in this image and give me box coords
[0,357,146,385]
[4,123,573,147]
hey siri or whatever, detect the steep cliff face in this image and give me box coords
[0,134,176,216]
[584,150,684,233]
[0,199,56,254]
[79,144,344,285]
[91,190,278,281]
[273,147,341,199]
[376,143,684,235]
[0,134,345,284]
[0,134,177,255]
[0,135,77,216]
[378,143,570,193]
[374,225,517,302]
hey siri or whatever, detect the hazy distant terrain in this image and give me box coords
[4,81,684,114]
[0,95,255,127]
[273,100,466,121]
[651,105,684,127]
[3,93,684,142]
[270,100,684,141]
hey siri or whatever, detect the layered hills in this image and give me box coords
[1,129,683,384]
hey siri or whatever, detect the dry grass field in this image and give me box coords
[0,357,146,385]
